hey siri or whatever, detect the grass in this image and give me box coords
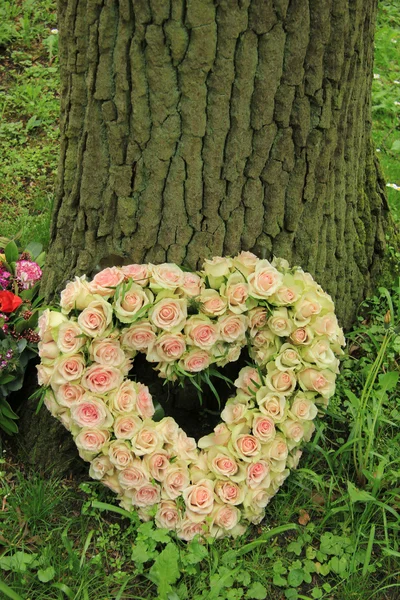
[0,0,59,248]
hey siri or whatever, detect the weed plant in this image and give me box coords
[1,285,400,599]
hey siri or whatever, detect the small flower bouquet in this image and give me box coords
[0,237,45,435]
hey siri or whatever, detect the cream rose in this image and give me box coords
[183,479,215,520]
[298,368,336,398]
[199,289,227,316]
[211,504,241,533]
[268,308,293,337]
[114,282,153,324]
[56,383,85,407]
[222,273,250,314]
[38,309,68,343]
[149,298,187,332]
[133,483,161,507]
[203,256,232,288]
[290,327,314,346]
[132,424,162,455]
[38,341,60,360]
[234,366,262,395]
[248,307,268,332]
[290,394,318,421]
[248,260,283,298]
[108,440,134,469]
[60,277,96,314]
[218,313,248,343]
[114,414,142,439]
[265,366,297,395]
[232,251,258,276]
[77,299,113,338]
[155,500,180,530]
[120,321,156,353]
[252,413,276,443]
[75,428,110,459]
[275,344,302,371]
[90,338,125,367]
[207,447,239,479]
[279,419,305,443]
[144,450,170,481]
[150,263,185,290]
[89,455,114,480]
[163,461,191,499]
[256,388,287,422]
[178,518,207,541]
[108,380,137,413]
[52,354,86,385]
[179,272,203,297]
[301,338,339,372]
[56,322,86,354]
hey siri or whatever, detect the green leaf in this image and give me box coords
[347,481,375,504]
[35,251,46,268]
[390,139,400,153]
[0,580,24,600]
[37,566,56,582]
[284,589,298,600]
[148,543,180,599]
[131,541,151,565]
[0,551,38,573]
[311,589,323,599]
[25,242,43,259]
[246,582,267,599]
[0,399,19,419]
[153,401,165,422]
[287,568,304,588]
[5,241,19,264]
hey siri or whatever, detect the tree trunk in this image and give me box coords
[25,0,395,471]
[42,0,394,329]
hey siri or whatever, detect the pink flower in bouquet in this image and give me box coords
[15,260,42,289]
[0,268,11,289]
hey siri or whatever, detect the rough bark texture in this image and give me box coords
[41,0,393,330]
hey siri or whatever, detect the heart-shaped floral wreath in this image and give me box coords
[37,253,344,540]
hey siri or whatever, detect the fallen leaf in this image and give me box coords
[298,509,311,526]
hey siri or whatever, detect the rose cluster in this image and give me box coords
[38,253,344,540]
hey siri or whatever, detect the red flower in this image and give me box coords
[0,291,23,313]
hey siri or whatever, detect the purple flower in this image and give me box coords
[0,268,11,290]
[15,260,42,290]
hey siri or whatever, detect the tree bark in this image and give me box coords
[41,0,395,329]
[24,0,397,471]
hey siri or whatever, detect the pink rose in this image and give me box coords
[265,367,297,395]
[180,348,211,373]
[81,364,123,394]
[122,264,149,286]
[298,368,336,398]
[248,260,283,298]
[179,272,203,297]
[120,321,156,353]
[290,394,318,420]
[114,414,142,439]
[185,316,219,349]
[248,307,268,332]
[147,333,186,363]
[215,480,245,505]
[252,414,276,443]
[290,327,314,346]
[136,384,155,418]
[223,273,250,314]
[144,451,171,481]
[155,500,180,530]
[150,263,185,290]
[56,383,85,407]
[246,461,271,489]
[149,298,187,332]
[218,313,248,343]
[90,338,126,367]
[183,479,215,520]
[232,434,261,461]
[132,483,161,508]
[208,450,239,479]
[117,460,150,489]
[89,267,124,296]
[77,299,113,338]
[71,396,113,428]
